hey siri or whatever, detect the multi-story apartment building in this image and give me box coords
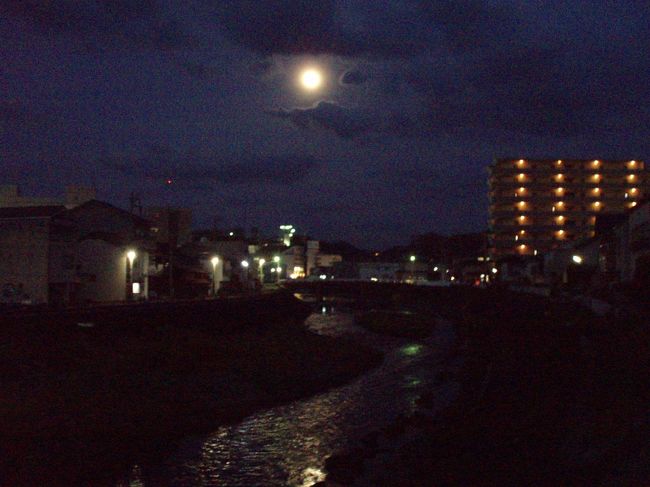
[488,158,648,258]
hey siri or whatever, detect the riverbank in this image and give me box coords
[318,286,650,486]
[0,292,383,486]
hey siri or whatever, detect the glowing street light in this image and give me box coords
[572,255,583,264]
[241,260,249,268]
[210,256,219,296]
[258,258,266,282]
[126,249,137,301]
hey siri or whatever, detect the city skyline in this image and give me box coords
[2,1,649,247]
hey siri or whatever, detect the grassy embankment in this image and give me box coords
[0,292,382,486]
[320,285,650,486]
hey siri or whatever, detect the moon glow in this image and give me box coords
[300,68,323,91]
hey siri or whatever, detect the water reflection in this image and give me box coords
[123,310,455,486]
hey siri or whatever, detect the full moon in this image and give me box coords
[300,68,323,91]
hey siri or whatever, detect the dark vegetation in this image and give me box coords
[0,292,382,486]
[292,282,650,486]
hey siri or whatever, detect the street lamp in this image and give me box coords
[409,255,416,282]
[210,256,219,296]
[572,255,583,264]
[259,258,266,282]
[273,255,281,282]
[126,249,137,300]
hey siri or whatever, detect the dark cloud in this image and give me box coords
[99,146,319,185]
[340,70,368,85]
[216,0,423,58]
[0,0,197,51]
[0,99,54,150]
[414,0,523,52]
[269,101,375,138]
[178,60,218,80]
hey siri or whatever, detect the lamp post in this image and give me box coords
[126,249,137,300]
[409,255,416,282]
[210,256,219,296]
[259,258,266,283]
[273,255,281,282]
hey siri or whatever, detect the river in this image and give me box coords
[116,306,457,487]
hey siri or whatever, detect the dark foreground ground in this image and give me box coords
[0,292,382,486]
[294,283,650,486]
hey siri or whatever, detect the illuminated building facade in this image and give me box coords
[488,158,648,257]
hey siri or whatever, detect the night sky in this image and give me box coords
[2,1,649,248]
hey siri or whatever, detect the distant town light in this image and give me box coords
[491,267,498,274]
[259,258,266,266]
[409,255,416,262]
[534,249,538,256]
[370,277,378,282]
[132,282,141,294]
[572,255,583,264]
[273,255,280,263]
[450,276,456,281]
[126,250,136,264]
[319,274,327,280]
[270,268,276,273]
[210,256,219,267]
[229,231,234,236]
[433,266,438,271]
[241,260,249,268]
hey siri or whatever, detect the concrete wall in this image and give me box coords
[76,240,128,303]
[0,218,50,303]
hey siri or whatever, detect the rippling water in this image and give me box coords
[120,307,456,487]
